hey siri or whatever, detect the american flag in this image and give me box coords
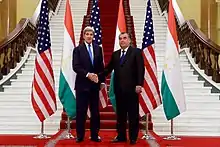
[90,0,108,108]
[90,0,102,45]
[139,0,161,115]
[31,0,56,122]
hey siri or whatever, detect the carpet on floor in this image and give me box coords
[1,130,220,147]
[151,131,220,147]
[51,130,149,147]
[0,134,50,146]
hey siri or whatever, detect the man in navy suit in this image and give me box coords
[72,26,104,143]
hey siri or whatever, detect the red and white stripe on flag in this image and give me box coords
[139,45,161,116]
[139,0,161,117]
[99,86,108,108]
[90,0,108,109]
[31,0,56,122]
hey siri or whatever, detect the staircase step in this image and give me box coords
[99,105,114,112]
[60,120,145,130]
[15,68,197,77]
[3,86,211,94]
[25,57,189,64]
[61,111,116,121]
[60,120,117,129]
[8,79,204,89]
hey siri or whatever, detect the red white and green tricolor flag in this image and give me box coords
[161,0,186,120]
[109,0,126,111]
[113,0,126,51]
[58,0,76,118]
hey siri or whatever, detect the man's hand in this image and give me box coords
[135,85,142,93]
[100,83,105,90]
[88,73,99,83]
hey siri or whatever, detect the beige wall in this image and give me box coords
[0,0,39,41]
[16,0,39,23]
[200,0,218,45]
[0,0,17,41]
[177,0,219,45]
[217,3,220,45]
[176,0,201,28]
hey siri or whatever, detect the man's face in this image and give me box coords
[119,33,131,49]
[83,31,94,44]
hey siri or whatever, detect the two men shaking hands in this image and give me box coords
[87,72,142,93]
[73,26,144,145]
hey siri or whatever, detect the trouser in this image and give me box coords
[115,91,139,141]
[76,89,100,139]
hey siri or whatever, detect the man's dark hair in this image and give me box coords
[119,32,131,39]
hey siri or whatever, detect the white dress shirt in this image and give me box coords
[120,47,129,57]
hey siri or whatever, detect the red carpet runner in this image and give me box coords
[0,135,49,146]
[51,130,149,146]
[150,131,220,147]
[1,131,220,146]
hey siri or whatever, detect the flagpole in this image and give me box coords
[63,117,74,139]
[142,113,155,140]
[163,119,180,140]
[34,121,50,139]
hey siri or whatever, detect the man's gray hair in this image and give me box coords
[83,26,95,35]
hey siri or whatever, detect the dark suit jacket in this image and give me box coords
[104,46,144,93]
[72,42,104,92]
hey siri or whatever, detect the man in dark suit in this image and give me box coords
[72,26,105,143]
[103,32,144,145]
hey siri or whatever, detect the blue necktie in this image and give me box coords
[88,44,93,65]
[120,50,125,65]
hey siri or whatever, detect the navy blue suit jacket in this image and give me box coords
[72,42,105,92]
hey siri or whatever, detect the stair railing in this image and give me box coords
[0,19,37,82]
[123,0,137,48]
[158,0,168,13]
[0,0,60,83]
[157,0,220,85]
[180,20,220,83]
[79,0,93,44]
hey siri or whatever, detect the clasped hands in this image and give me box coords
[87,73,105,90]
[87,73,99,83]
[88,73,142,93]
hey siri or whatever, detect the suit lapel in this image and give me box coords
[93,43,97,64]
[116,50,121,65]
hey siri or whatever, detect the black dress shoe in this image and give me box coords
[111,136,127,143]
[76,138,84,143]
[91,136,102,142]
[130,140,136,145]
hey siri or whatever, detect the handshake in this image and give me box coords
[87,73,99,83]
[87,73,105,90]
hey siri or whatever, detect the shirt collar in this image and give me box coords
[84,41,92,48]
[121,47,129,52]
